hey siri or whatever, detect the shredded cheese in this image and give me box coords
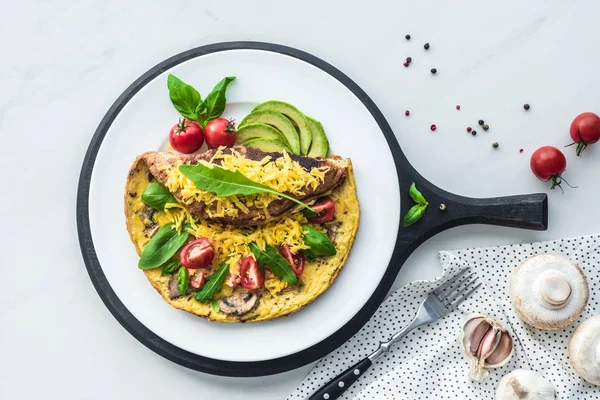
[161,148,328,219]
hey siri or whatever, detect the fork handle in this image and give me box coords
[308,358,372,400]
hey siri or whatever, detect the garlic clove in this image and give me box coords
[476,327,501,361]
[487,331,514,366]
[470,319,493,356]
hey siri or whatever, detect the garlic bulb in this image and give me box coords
[496,369,555,400]
[462,314,514,381]
[510,254,588,330]
[568,315,600,385]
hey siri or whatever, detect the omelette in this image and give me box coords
[124,146,359,322]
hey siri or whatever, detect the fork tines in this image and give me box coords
[434,267,482,310]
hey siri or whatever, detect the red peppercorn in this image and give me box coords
[403,61,409,67]
[430,124,437,131]
[405,110,410,116]
[466,127,472,133]
[519,149,524,153]
[456,105,461,110]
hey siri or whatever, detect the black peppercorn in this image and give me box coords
[471,130,477,136]
[405,34,411,40]
[406,57,412,63]
[478,119,484,126]
[524,103,530,110]
[430,68,437,74]
[424,43,430,50]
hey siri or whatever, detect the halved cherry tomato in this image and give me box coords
[180,238,215,269]
[239,256,264,290]
[307,198,336,224]
[280,244,305,277]
[189,270,207,289]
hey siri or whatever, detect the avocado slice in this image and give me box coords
[305,116,329,158]
[236,123,289,146]
[242,138,292,153]
[253,101,312,155]
[239,110,300,154]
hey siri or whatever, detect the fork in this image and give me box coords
[308,267,481,400]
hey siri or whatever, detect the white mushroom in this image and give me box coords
[496,369,555,400]
[568,315,600,385]
[509,254,588,330]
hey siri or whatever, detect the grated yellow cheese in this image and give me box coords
[161,147,328,219]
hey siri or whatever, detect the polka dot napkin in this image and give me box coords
[289,235,600,400]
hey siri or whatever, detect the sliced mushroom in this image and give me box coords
[510,254,589,330]
[138,206,159,238]
[218,292,259,315]
[166,274,194,299]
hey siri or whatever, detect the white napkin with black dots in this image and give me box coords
[288,234,600,400]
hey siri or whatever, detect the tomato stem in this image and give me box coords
[576,128,588,156]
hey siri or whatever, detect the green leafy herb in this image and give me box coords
[161,259,181,276]
[403,182,429,227]
[167,74,202,121]
[302,208,317,218]
[179,163,314,211]
[138,224,190,270]
[409,182,427,205]
[249,243,298,285]
[211,299,220,313]
[301,225,336,257]
[194,262,230,303]
[141,181,178,210]
[202,77,236,127]
[403,204,428,227]
[177,266,189,296]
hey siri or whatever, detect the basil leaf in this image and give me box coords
[202,76,236,127]
[141,181,178,210]
[211,299,220,313]
[403,204,428,227]
[302,225,336,256]
[195,102,208,125]
[167,74,202,121]
[161,259,181,276]
[138,224,190,270]
[409,182,428,205]
[195,262,230,303]
[302,208,317,218]
[177,266,189,296]
[249,243,298,285]
[179,163,313,211]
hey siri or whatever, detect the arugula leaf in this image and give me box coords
[161,259,181,276]
[211,299,220,313]
[249,243,298,285]
[302,208,317,218]
[202,76,236,127]
[302,225,336,257]
[179,163,313,211]
[409,182,428,205]
[177,266,189,296]
[141,181,178,210]
[167,74,202,121]
[194,262,230,303]
[403,204,428,227]
[138,224,190,270]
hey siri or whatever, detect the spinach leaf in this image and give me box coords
[403,204,428,227]
[138,223,190,270]
[167,74,202,121]
[302,225,336,257]
[179,163,313,211]
[141,181,178,210]
[211,299,220,313]
[161,259,181,276]
[409,182,428,205]
[202,76,236,127]
[177,266,189,296]
[249,243,298,285]
[194,262,230,303]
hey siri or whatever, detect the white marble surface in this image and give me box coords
[2,0,600,398]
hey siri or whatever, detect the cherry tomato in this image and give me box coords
[530,146,570,190]
[307,198,336,224]
[239,256,264,290]
[280,244,305,277]
[169,119,204,154]
[204,118,237,148]
[569,112,600,156]
[189,270,207,289]
[180,238,215,269]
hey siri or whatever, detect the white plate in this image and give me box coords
[85,45,400,364]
